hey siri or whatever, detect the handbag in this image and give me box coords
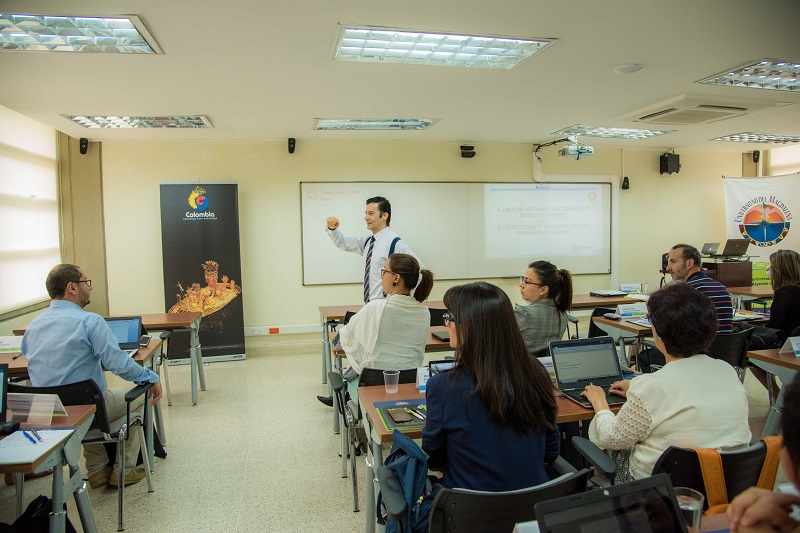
[748,325,787,350]
[12,494,77,533]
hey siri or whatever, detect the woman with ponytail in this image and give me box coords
[514,260,573,356]
[317,253,434,405]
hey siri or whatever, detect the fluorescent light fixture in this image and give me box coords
[0,14,161,53]
[711,132,800,144]
[62,115,212,128]
[698,59,800,92]
[333,25,554,69]
[552,124,675,139]
[314,118,437,130]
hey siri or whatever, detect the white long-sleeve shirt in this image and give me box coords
[326,226,422,301]
[588,354,751,480]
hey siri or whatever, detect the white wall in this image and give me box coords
[101,141,741,329]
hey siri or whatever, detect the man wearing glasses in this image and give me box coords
[21,264,163,489]
[326,196,423,303]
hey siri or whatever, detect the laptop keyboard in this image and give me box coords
[124,349,138,358]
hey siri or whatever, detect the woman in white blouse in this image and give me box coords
[581,282,751,483]
[317,253,434,405]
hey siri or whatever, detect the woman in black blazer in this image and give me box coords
[766,249,800,337]
[422,282,559,491]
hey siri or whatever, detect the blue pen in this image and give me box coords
[22,431,37,444]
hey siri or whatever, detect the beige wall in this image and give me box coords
[101,141,741,329]
[767,144,800,175]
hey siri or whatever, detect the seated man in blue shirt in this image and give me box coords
[22,264,163,489]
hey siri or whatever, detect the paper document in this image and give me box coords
[0,336,22,354]
[0,428,76,464]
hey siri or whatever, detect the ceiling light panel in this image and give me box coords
[0,14,161,53]
[698,59,800,92]
[552,124,675,139]
[314,118,437,130]
[333,26,554,69]
[711,132,800,144]
[63,115,212,128]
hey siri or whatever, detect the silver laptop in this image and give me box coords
[104,316,143,357]
[711,238,749,258]
[550,336,626,409]
[700,242,719,255]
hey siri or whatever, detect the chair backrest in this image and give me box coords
[357,367,417,387]
[706,327,754,370]
[428,469,591,533]
[429,308,446,327]
[588,307,615,338]
[8,379,109,432]
[790,325,800,337]
[652,440,769,510]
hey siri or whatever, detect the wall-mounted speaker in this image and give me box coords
[659,153,680,174]
[288,138,296,154]
[621,176,630,190]
[753,150,760,163]
[79,138,88,155]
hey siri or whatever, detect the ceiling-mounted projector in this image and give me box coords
[558,145,594,160]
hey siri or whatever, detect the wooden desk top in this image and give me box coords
[0,404,96,474]
[12,312,202,336]
[727,285,774,298]
[747,348,800,371]
[0,339,162,377]
[592,316,652,336]
[359,383,619,444]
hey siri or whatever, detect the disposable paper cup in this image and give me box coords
[675,487,704,530]
[383,370,400,393]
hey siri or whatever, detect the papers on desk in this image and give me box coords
[780,337,800,357]
[733,310,765,321]
[624,293,649,302]
[375,399,426,431]
[628,318,652,328]
[8,393,67,425]
[0,336,22,354]
[0,428,75,465]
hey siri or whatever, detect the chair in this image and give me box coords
[377,461,591,533]
[328,371,358,512]
[429,308,447,327]
[357,368,418,387]
[707,327,754,382]
[9,379,154,531]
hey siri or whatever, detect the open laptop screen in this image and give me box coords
[104,317,142,348]
[551,338,620,385]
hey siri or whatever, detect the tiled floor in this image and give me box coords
[0,338,779,532]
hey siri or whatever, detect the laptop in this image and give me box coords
[432,330,450,342]
[711,238,749,258]
[550,337,627,409]
[534,473,688,533]
[589,290,627,297]
[700,242,719,256]
[104,316,143,357]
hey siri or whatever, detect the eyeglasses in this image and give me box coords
[442,313,456,326]
[519,277,544,287]
[75,279,92,288]
[380,269,396,277]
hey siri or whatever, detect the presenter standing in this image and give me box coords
[326,196,423,302]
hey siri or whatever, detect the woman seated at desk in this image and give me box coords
[765,249,800,337]
[317,253,434,406]
[423,282,559,491]
[514,260,572,357]
[581,282,751,484]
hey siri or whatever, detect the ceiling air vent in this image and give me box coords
[621,95,789,125]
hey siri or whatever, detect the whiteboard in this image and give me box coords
[301,182,611,286]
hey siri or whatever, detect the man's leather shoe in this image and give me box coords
[88,466,112,489]
[317,395,333,407]
[109,467,146,487]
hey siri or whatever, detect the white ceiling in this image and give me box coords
[1,0,799,152]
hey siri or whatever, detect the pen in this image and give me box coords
[12,353,23,360]
[404,407,425,421]
[22,431,37,444]
[30,429,43,442]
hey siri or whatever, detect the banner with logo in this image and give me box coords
[724,174,798,286]
[159,183,245,362]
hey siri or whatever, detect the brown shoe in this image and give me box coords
[109,467,146,487]
[88,467,112,489]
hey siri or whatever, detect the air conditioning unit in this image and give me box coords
[621,94,790,125]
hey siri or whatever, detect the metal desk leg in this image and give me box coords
[193,317,206,392]
[50,464,66,533]
[752,359,796,437]
[189,317,205,405]
[144,399,155,473]
[321,313,329,384]
[364,416,380,533]
[151,346,167,448]
[65,429,98,533]
[14,472,23,516]
[332,354,343,434]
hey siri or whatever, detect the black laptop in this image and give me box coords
[534,473,688,533]
[431,330,450,342]
[104,316,143,357]
[550,336,626,409]
[710,238,749,258]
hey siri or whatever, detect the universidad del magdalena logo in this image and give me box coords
[735,195,792,246]
[185,186,216,219]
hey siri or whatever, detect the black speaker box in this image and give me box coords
[79,138,88,155]
[660,153,680,174]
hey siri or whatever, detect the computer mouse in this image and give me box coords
[603,313,621,320]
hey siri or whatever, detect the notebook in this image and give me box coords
[534,473,688,533]
[550,337,627,409]
[700,242,720,255]
[104,316,143,357]
[710,238,749,258]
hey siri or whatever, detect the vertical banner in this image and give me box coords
[724,174,798,287]
[160,183,245,362]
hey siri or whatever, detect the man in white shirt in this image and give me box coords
[326,196,422,303]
